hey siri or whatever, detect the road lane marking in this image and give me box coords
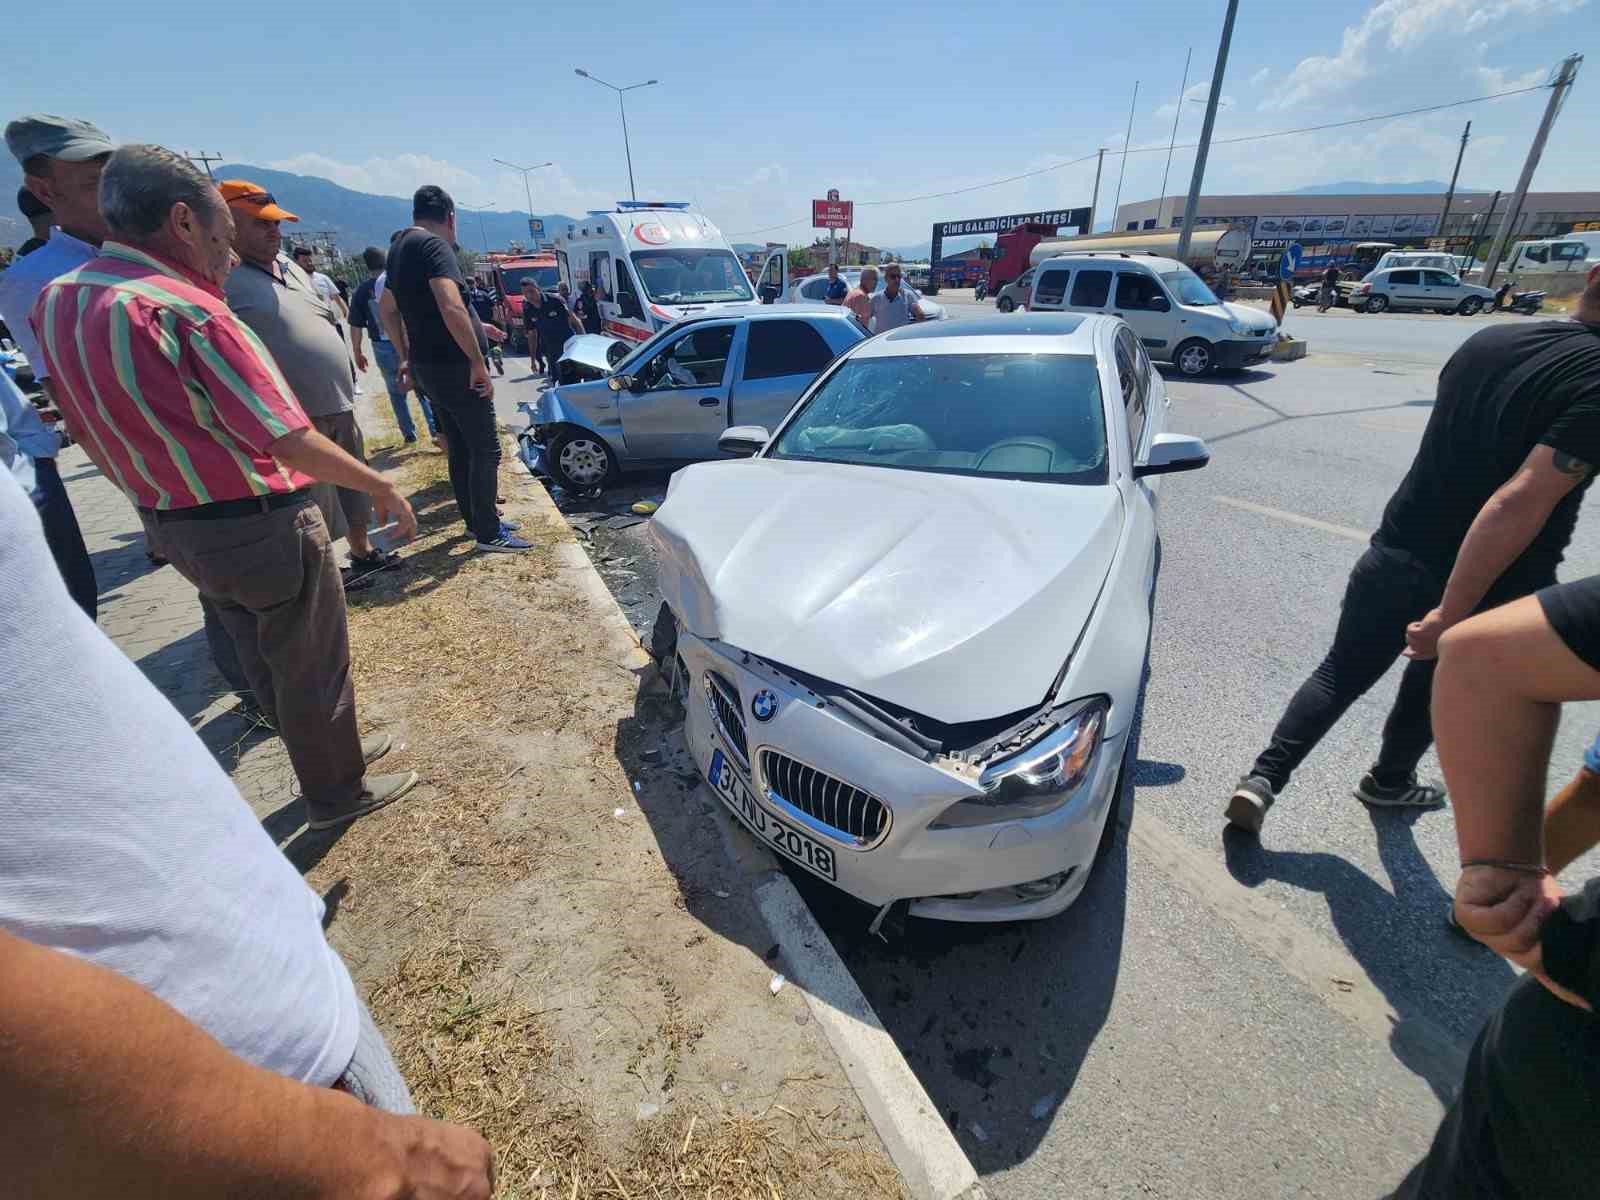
[1214,495,1370,544]
[1128,808,1467,1098]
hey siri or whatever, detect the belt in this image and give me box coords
[149,490,311,523]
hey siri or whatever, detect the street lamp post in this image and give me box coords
[574,69,659,203]
[491,158,553,231]
[463,201,497,254]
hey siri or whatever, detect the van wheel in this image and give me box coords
[1364,294,1389,314]
[1457,296,1483,316]
[545,428,618,493]
[1173,339,1213,377]
[996,296,1015,313]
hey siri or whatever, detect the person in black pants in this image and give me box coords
[378,186,530,554]
[1227,265,1600,834]
[1388,575,1600,1199]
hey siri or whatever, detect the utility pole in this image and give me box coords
[1176,0,1239,262]
[186,151,224,180]
[1157,49,1193,231]
[1088,148,1106,232]
[1111,80,1139,230]
[1482,53,1582,286]
[1437,121,1471,239]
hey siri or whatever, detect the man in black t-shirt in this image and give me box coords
[522,280,584,384]
[1317,264,1339,311]
[1390,574,1600,1198]
[1227,266,1600,834]
[378,185,530,553]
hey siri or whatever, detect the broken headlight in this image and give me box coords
[930,697,1108,829]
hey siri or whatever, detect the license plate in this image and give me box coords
[708,748,838,881]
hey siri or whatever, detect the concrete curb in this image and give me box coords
[523,476,988,1200]
[1271,337,1309,361]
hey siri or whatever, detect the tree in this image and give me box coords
[456,247,479,279]
[787,244,814,272]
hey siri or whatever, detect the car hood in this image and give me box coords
[1219,301,1278,334]
[651,458,1124,724]
[558,333,629,375]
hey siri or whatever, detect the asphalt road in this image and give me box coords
[491,306,1600,1199]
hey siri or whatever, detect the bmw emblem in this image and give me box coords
[751,689,779,723]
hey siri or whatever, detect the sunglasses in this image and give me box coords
[239,192,280,207]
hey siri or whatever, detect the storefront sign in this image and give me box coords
[812,198,853,229]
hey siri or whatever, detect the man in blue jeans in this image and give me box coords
[349,246,436,445]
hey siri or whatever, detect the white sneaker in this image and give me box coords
[477,534,534,553]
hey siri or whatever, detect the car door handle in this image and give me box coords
[698,396,720,407]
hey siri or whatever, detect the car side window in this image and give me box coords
[1114,272,1163,311]
[1032,268,1070,307]
[1115,329,1148,456]
[800,278,828,301]
[1069,269,1112,308]
[640,324,736,389]
[1388,269,1420,285]
[1425,270,1458,286]
[745,320,835,380]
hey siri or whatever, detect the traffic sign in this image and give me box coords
[528,218,544,238]
[812,198,852,229]
[1279,242,1302,280]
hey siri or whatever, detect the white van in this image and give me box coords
[1504,237,1592,274]
[1025,253,1278,376]
[553,203,756,344]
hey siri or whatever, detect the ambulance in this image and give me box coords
[553,202,757,343]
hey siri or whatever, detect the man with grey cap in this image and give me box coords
[0,114,112,618]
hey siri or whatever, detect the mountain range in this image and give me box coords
[0,158,577,255]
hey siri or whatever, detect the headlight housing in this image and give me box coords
[930,697,1109,829]
[1228,317,1251,335]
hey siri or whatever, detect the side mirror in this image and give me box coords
[718,425,771,457]
[1149,295,1171,312]
[759,284,779,304]
[1134,432,1210,478]
[607,374,626,392]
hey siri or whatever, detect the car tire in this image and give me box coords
[1097,734,1134,862]
[1458,296,1483,316]
[996,296,1015,313]
[1364,294,1389,314]
[544,428,618,493]
[1173,338,1213,377]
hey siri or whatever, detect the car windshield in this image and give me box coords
[500,265,559,293]
[629,250,754,304]
[1157,267,1219,307]
[769,352,1107,485]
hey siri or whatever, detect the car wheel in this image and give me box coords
[996,296,1015,313]
[1096,734,1135,861]
[545,428,618,493]
[1173,338,1213,377]
[1365,294,1389,314]
[1458,296,1483,316]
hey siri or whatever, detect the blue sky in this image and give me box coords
[8,0,1595,249]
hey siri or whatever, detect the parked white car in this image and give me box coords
[649,313,1209,922]
[763,266,946,322]
[1352,267,1498,315]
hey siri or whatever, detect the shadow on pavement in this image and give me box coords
[1221,809,1513,1104]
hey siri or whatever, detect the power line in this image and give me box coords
[728,82,1549,238]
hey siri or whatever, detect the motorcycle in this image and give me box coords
[1508,290,1546,315]
[973,280,988,302]
[1290,283,1319,309]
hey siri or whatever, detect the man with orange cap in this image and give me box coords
[220,180,397,587]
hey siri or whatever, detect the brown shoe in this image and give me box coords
[307,771,419,831]
[361,732,393,766]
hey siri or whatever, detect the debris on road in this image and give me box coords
[770,973,787,995]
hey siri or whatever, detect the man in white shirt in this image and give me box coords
[0,113,113,616]
[868,262,929,333]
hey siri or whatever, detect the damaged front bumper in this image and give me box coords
[677,630,1123,923]
[515,401,548,480]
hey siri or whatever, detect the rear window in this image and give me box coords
[1069,269,1112,308]
[770,353,1107,485]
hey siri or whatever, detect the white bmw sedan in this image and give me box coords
[649,314,1210,922]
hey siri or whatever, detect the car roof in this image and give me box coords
[851,313,1105,357]
[671,304,858,328]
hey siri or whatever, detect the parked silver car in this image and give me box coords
[994,267,1034,312]
[519,307,865,492]
[768,268,946,322]
[1352,267,1498,315]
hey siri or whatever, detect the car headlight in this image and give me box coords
[1228,318,1250,335]
[930,697,1109,829]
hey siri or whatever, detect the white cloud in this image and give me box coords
[1249,67,1272,88]
[1266,0,1584,109]
[266,151,612,217]
[1474,59,1551,92]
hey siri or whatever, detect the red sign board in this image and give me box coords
[812,198,853,229]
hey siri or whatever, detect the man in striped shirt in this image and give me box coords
[32,144,420,830]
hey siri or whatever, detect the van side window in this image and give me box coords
[1069,269,1112,308]
[1032,269,1070,306]
[1524,244,1549,263]
[590,252,614,301]
[1114,272,1163,311]
[746,320,834,380]
[613,259,643,317]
